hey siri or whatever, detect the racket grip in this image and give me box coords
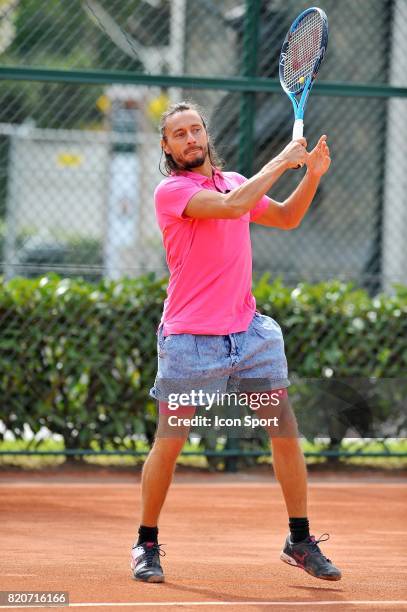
[292,119,304,140]
[292,119,305,169]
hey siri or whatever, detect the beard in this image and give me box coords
[183,154,206,170]
[172,145,208,171]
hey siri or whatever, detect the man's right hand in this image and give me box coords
[277,138,308,169]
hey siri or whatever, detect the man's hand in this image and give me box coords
[276,138,308,169]
[306,135,331,177]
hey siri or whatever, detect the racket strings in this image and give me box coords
[283,12,323,93]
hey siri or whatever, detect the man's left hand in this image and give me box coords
[306,135,331,177]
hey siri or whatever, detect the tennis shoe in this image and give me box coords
[280,533,341,581]
[131,541,165,583]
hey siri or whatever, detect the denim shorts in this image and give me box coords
[149,312,290,406]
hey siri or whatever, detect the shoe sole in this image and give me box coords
[280,552,341,581]
[132,574,165,583]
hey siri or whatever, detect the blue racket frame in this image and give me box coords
[279,7,328,140]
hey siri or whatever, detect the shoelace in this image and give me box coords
[144,543,166,566]
[308,533,331,563]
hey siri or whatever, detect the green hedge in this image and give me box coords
[254,275,407,378]
[0,274,406,451]
[0,274,166,450]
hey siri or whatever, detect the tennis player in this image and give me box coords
[131,101,341,583]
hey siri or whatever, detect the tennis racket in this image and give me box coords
[279,7,328,142]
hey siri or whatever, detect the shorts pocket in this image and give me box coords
[157,325,170,356]
[251,313,282,339]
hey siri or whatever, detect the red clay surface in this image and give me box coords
[0,468,406,611]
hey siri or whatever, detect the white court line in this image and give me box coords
[1,600,407,609]
[0,482,405,488]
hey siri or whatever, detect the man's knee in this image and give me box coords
[151,435,187,458]
[253,394,299,438]
[156,403,195,440]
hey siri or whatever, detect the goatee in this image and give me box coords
[183,154,206,170]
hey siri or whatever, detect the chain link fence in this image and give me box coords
[0,0,406,459]
[0,0,406,287]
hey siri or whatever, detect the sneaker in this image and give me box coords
[130,541,166,583]
[280,533,341,581]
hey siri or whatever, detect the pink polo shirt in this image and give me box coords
[154,168,269,335]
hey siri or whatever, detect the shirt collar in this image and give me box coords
[174,166,224,185]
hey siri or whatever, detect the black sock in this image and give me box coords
[289,517,310,543]
[136,525,158,545]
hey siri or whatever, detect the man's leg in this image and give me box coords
[253,391,307,516]
[271,433,308,515]
[131,403,195,582]
[140,424,192,526]
[268,396,308,518]
[255,391,342,581]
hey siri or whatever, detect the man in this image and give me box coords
[130,101,341,584]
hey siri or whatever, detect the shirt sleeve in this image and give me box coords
[226,172,270,222]
[250,195,270,222]
[154,177,204,229]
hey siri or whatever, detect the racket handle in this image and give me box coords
[292,119,304,140]
[292,119,305,168]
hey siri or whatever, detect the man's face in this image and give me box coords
[161,110,209,171]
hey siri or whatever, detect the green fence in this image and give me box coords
[0,1,406,465]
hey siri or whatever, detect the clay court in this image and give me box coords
[1,469,406,611]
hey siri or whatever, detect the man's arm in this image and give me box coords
[183,139,307,220]
[253,135,331,230]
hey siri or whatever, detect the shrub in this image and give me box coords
[0,274,405,455]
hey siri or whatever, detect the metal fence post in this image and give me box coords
[238,0,261,177]
[225,0,261,473]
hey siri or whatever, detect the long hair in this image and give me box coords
[159,101,223,176]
